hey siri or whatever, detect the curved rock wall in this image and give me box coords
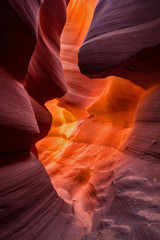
[0,1,39,80]
[77,1,160,239]
[81,86,160,240]
[0,1,85,240]
[78,0,160,89]
[1,0,160,240]
[57,0,107,119]
[25,0,69,103]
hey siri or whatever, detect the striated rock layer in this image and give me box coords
[25,0,69,103]
[0,1,86,240]
[36,1,160,240]
[57,0,107,119]
[0,152,79,240]
[0,0,41,80]
[82,87,160,240]
[1,0,160,240]
[78,0,160,89]
[77,1,160,239]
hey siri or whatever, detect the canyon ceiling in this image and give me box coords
[0,0,160,240]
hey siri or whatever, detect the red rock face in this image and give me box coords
[25,0,69,103]
[0,1,84,240]
[76,1,160,239]
[0,67,39,153]
[0,1,41,80]
[57,0,106,119]
[78,0,160,89]
[83,86,160,240]
[0,152,73,239]
[124,85,160,157]
[1,0,160,240]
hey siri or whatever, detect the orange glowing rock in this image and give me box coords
[58,0,107,119]
[37,74,144,219]
[30,1,160,239]
[36,100,78,166]
[46,100,75,127]
[36,0,105,167]
[87,76,144,127]
[42,116,131,215]
[36,2,144,202]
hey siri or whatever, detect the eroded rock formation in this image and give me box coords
[78,0,160,89]
[38,0,160,239]
[0,1,83,240]
[25,0,69,103]
[57,0,106,119]
[1,0,160,240]
[78,0,160,239]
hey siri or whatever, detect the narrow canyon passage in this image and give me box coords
[0,0,160,240]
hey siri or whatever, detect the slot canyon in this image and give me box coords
[0,0,160,239]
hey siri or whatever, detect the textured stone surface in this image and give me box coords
[1,0,160,239]
[0,0,41,80]
[39,86,160,240]
[87,76,143,127]
[38,1,160,239]
[0,67,39,153]
[0,1,85,240]
[30,96,52,142]
[0,152,75,240]
[57,0,106,119]
[25,0,69,103]
[78,0,160,89]
[123,85,160,158]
